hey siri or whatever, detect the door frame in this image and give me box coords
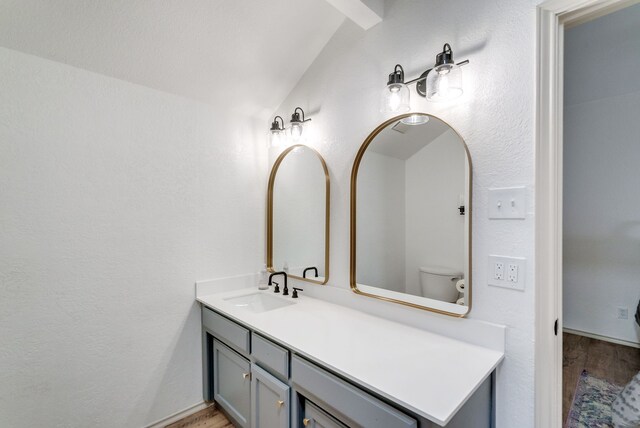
[534,0,637,426]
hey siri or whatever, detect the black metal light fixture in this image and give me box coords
[289,107,311,142]
[380,64,410,113]
[268,108,313,147]
[269,115,286,148]
[380,43,470,113]
[419,43,468,101]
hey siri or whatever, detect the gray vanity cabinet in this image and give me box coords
[213,339,252,428]
[251,363,290,428]
[302,401,347,428]
[202,306,493,428]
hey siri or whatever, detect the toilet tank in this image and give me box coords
[419,266,463,303]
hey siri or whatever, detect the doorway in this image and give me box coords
[561,4,640,425]
[536,1,640,427]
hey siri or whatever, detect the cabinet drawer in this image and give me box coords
[291,356,417,428]
[304,401,348,428]
[252,334,289,378]
[203,307,250,354]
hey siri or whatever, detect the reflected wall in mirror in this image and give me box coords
[350,113,471,316]
[268,145,329,284]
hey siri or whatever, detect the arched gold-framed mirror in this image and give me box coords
[268,144,330,284]
[350,113,472,317]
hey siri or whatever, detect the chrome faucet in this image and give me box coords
[268,271,288,295]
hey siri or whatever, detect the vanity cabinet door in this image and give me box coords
[213,340,251,428]
[251,363,290,428]
[302,401,347,428]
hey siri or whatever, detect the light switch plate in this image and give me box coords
[488,255,526,291]
[488,187,526,219]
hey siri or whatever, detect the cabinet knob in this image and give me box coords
[303,418,311,426]
[276,400,285,408]
[242,372,251,380]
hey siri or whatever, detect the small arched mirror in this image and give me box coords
[350,113,471,316]
[268,145,329,284]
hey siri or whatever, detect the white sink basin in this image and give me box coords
[224,292,295,313]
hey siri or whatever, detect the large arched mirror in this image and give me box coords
[350,113,471,316]
[268,145,330,284]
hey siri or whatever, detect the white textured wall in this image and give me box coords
[356,151,406,291]
[272,0,537,426]
[563,4,640,345]
[405,130,466,297]
[0,47,266,427]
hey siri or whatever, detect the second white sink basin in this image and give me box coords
[224,292,295,313]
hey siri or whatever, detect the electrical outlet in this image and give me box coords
[617,307,629,320]
[494,262,504,280]
[488,256,526,291]
[508,264,519,282]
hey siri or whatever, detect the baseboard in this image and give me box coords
[563,327,640,349]
[144,401,210,428]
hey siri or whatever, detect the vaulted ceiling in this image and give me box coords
[0,0,355,117]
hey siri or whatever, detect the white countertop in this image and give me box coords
[197,287,504,426]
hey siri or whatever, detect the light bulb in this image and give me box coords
[269,130,285,148]
[438,74,450,94]
[389,89,401,111]
[290,123,302,141]
[426,64,463,102]
[380,83,410,113]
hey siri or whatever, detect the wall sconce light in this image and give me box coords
[268,108,313,147]
[269,115,286,148]
[289,107,311,142]
[380,43,469,112]
[419,43,466,101]
[380,65,411,113]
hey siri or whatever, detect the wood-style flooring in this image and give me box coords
[165,404,233,428]
[563,332,640,423]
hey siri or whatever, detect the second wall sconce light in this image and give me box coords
[269,115,286,148]
[381,43,469,114]
[288,107,311,142]
[269,107,312,147]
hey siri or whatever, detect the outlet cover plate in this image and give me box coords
[488,255,526,291]
[488,187,526,219]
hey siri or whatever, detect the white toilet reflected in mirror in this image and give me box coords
[419,266,462,303]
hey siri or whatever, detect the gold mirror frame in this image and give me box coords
[350,113,472,317]
[267,144,330,284]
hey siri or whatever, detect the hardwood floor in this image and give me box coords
[563,332,640,423]
[165,404,233,428]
